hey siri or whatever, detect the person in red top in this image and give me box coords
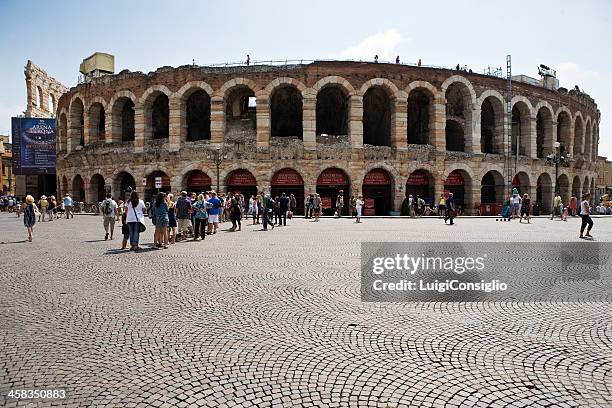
[569,194,578,216]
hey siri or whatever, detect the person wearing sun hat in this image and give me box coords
[335,190,344,218]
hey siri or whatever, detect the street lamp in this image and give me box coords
[214,146,223,192]
[547,141,565,214]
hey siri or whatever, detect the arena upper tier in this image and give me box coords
[55,61,600,215]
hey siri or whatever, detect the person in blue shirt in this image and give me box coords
[206,191,221,235]
[63,193,74,219]
[193,194,208,240]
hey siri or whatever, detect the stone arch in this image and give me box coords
[513,171,531,196]
[181,169,213,193]
[110,90,137,142]
[316,81,349,136]
[359,78,402,99]
[363,84,395,146]
[68,95,85,149]
[49,93,56,114]
[441,75,477,104]
[584,119,592,162]
[480,169,505,204]
[87,97,108,143]
[219,163,261,192]
[443,77,476,153]
[219,78,259,99]
[557,173,570,205]
[140,85,172,141]
[536,172,553,214]
[571,175,582,199]
[479,91,505,154]
[269,83,303,138]
[177,82,212,142]
[36,85,44,108]
[112,170,137,199]
[58,111,68,152]
[71,174,85,202]
[573,112,585,156]
[315,167,352,216]
[556,107,572,158]
[406,82,437,145]
[223,80,257,138]
[535,101,554,158]
[511,96,534,157]
[442,166,474,213]
[264,77,307,96]
[89,173,106,202]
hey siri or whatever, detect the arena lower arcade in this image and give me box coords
[55,61,600,215]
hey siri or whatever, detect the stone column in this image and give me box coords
[431,98,446,151]
[82,114,90,146]
[256,93,270,149]
[134,105,145,153]
[105,109,113,144]
[468,108,480,154]
[528,115,537,158]
[302,92,316,152]
[348,94,363,148]
[210,96,225,144]
[567,124,575,159]
[467,185,480,216]
[169,95,182,151]
[391,97,407,149]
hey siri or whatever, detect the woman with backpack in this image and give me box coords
[23,195,37,242]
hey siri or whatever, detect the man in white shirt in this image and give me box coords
[101,193,118,240]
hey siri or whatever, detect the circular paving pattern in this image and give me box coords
[0,214,611,407]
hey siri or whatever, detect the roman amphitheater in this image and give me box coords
[55,60,600,215]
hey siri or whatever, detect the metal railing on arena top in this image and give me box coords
[204,58,455,71]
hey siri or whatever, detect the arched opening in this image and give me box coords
[226,169,258,199]
[405,169,435,208]
[59,113,68,152]
[584,121,592,161]
[69,98,84,148]
[225,86,256,137]
[184,170,212,194]
[316,85,348,136]
[271,85,302,138]
[556,111,571,158]
[37,86,43,109]
[72,175,85,202]
[572,175,582,199]
[536,173,553,215]
[49,94,55,114]
[145,93,169,140]
[316,168,350,216]
[536,108,553,158]
[362,168,393,215]
[445,120,464,151]
[271,168,305,215]
[557,174,570,205]
[363,86,391,146]
[145,171,171,203]
[407,89,432,145]
[583,177,590,200]
[62,176,68,196]
[480,171,504,205]
[445,82,472,152]
[115,172,136,202]
[186,90,211,141]
[512,172,531,196]
[112,97,135,142]
[573,116,584,156]
[511,101,531,156]
[88,103,105,142]
[444,170,472,214]
[90,174,106,202]
[481,97,503,154]
[592,125,598,160]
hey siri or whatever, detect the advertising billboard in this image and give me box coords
[11,117,56,175]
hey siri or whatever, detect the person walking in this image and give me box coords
[355,195,364,223]
[335,191,344,218]
[289,193,296,216]
[63,193,74,219]
[519,193,531,224]
[193,194,208,240]
[445,193,456,225]
[101,193,118,240]
[126,190,146,251]
[38,195,48,222]
[279,193,289,226]
[23,195,37,242]
[167,194,177,244]
[569,194,578,217]
[47,195,56,221]
[262,193,275,231]
[305,194,313,219]
[551,192,562,220]
[153,192,169,249]
[120,201,130,250]
[230,193,242,231]
[313,193,322,222]
[579,193,594,239]
[350,195,356,218]
[207,191,221,234]
[438,194,446,218]
[252,195,260,225]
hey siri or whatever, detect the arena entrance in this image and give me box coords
[271,168,304,215]
[145,171,171,203]
[316,168,350,216]
[405,170,435,206]
[185,170,212,195]
[226,169,258,200]
[444,170,466,212]
[362,168,392,215]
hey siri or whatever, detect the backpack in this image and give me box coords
[104,199,113,215]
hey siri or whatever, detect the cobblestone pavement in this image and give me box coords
[1,213,611,407]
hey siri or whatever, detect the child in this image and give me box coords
[562,204,569,222]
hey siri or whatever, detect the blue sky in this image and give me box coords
[0,0,610,157]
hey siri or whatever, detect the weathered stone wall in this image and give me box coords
[55,61,600,214]
[24,60,68,118]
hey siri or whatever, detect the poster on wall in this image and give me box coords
[11,117,56,175]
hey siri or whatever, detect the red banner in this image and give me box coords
[272,168,304,185]
[363,169,391,185]
[445,171,464,186]
[227,170,257,186]
[187,171,212,188]
[321,197,332,209]
[407,170,430,186]
[364,198,375,208]
[317,168,348,186]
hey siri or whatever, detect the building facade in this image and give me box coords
[0,136,16,195]
[55,61,600,214]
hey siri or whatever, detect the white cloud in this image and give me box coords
[338,29,405,62]
[555,62,601,93]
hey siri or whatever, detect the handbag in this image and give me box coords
[132,204,147,233]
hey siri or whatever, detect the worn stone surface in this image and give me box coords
[0,213,611,407]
